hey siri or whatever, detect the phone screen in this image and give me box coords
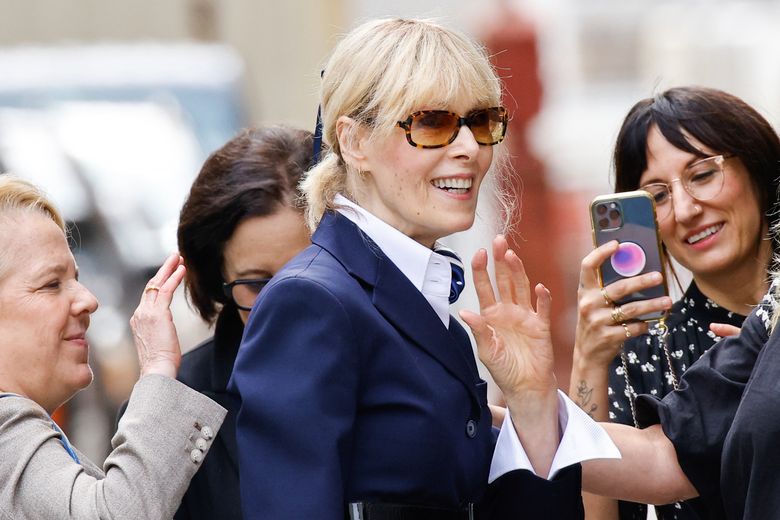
[590,191,668,321]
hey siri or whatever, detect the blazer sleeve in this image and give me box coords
[231,276,360,520]
[0,374,226,520]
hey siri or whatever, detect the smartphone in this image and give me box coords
[589,190,668,322]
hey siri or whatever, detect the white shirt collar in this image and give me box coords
[334,194,452,327]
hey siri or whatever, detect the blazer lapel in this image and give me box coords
[313,212,481,405]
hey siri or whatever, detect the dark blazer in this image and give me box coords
[635,289,776,520]
[174,308,244,520]
[229,212,582,519]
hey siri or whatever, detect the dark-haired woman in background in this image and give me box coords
[173,126,313,519]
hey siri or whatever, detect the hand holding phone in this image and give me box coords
[590,191,669,322]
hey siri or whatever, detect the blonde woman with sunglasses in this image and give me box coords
[229,18,618,520]
[569,86,780,519]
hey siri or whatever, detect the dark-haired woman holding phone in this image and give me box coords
[570,86,780,519]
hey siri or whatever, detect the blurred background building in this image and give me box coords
[2,0,779,471]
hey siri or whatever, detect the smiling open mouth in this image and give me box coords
[431,178,472,194]
[686,223,724,244]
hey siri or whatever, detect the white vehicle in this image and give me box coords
[0,43,248,462]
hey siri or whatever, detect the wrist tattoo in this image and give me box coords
[576,380,598,417]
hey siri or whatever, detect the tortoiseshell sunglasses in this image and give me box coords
[396,106,508,148]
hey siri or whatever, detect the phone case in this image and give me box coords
[590,190,669,322]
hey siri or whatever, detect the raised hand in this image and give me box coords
[459,235,559,476]
[460,235,556,399]
[130,253,186,379]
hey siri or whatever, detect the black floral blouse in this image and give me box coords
[607,281,747,520]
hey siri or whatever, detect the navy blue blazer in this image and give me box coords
[229,212,582,519]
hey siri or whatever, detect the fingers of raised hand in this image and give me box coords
[492,235,515,302]
[471,248,497,310]
[537,282,552,317]
[506,249,532,308]
[155,263,186,306]
[492,236,533,308]
[143,253,185,304]
[459,309,493,348]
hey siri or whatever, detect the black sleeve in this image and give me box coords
[480,465,584,519]
[634,304,770,501]
[618,501,648,520]
[173,500,191,520]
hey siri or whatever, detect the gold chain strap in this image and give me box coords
[655,319,679,390]
[620,317,674,428]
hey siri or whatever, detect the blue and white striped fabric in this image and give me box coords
[433,244,465,304]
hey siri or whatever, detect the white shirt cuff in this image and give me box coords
[488,389,621,482]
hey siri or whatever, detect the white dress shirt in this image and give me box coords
[334,194,620,480]
[336,195,453,327]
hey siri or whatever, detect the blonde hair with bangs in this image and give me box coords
[301,18,505,231]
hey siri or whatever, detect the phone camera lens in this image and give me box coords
[598,217,609,229]
[597,204,607,216]
[608,209,620,220]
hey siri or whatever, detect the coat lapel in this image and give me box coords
[312,212,481,404]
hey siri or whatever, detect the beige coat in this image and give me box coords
[0,374,226,520]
